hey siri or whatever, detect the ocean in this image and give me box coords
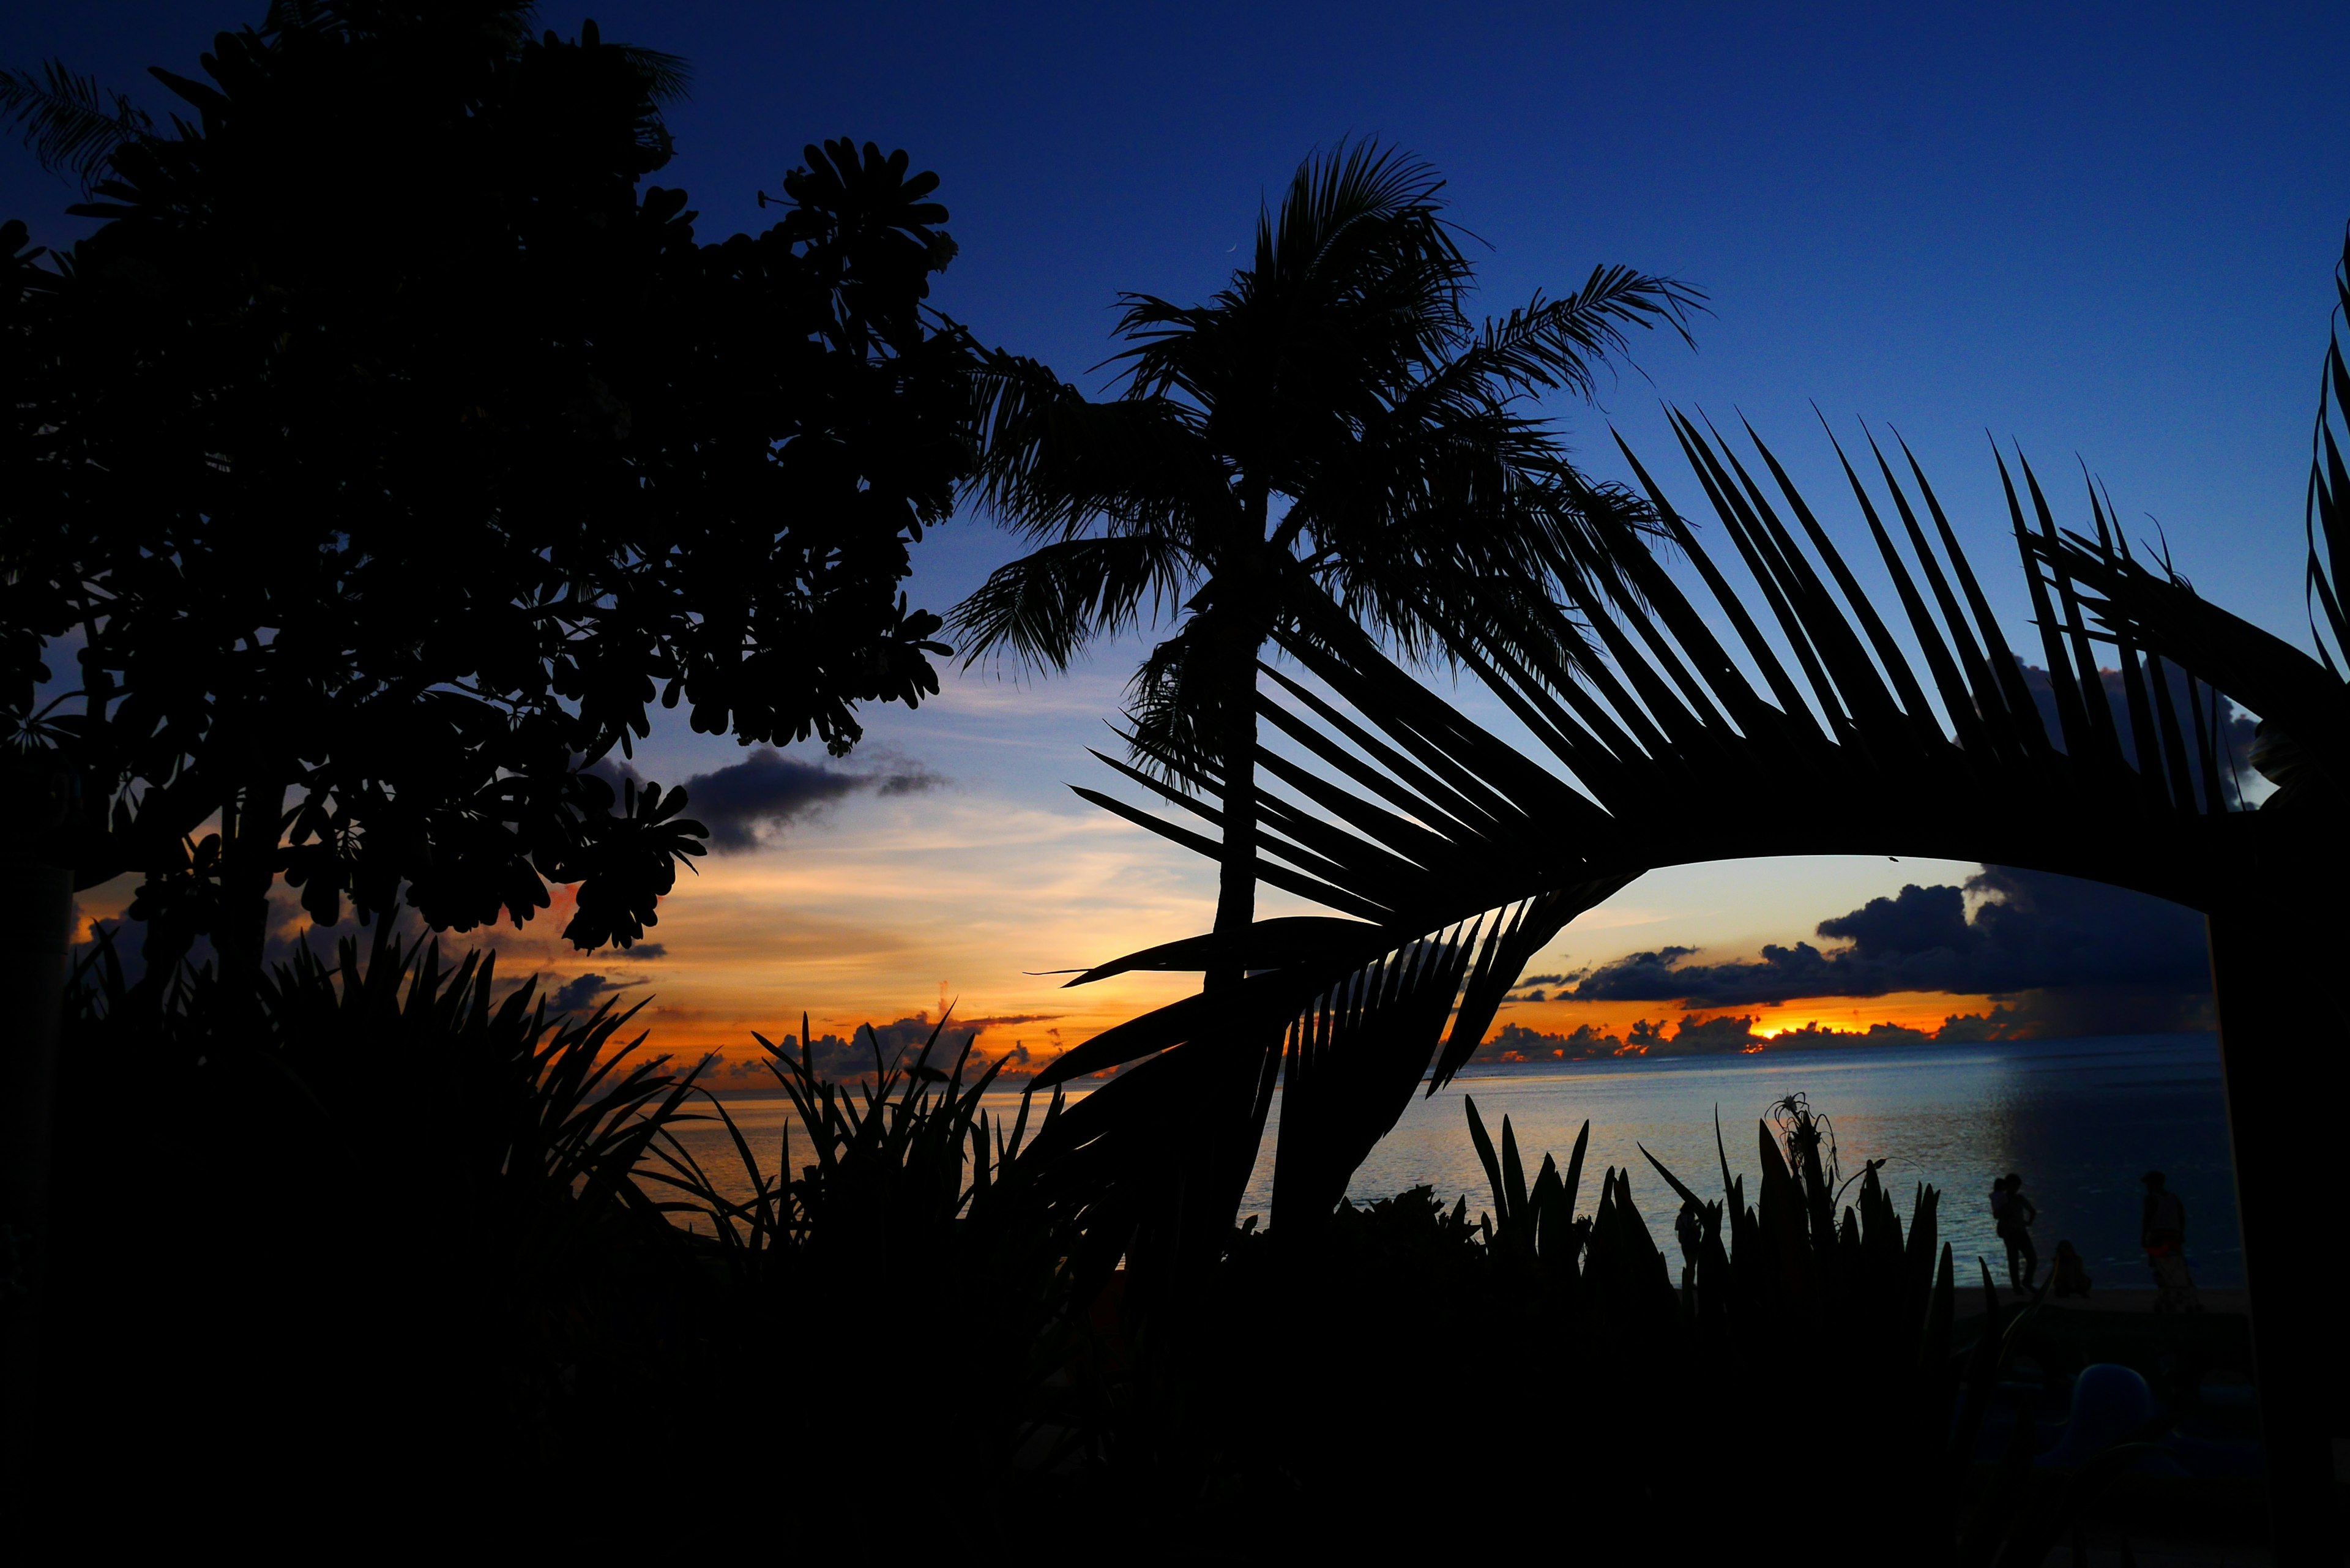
[676,1032,2244,1290]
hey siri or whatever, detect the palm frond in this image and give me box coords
[612,44,692,103]
[948,533,1191,673]
[961,348,1223,542]
[0,61,155,193]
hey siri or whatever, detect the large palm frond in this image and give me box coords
[1037,411,2278,1274]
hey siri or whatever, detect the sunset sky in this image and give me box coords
[11,2,2347,1073]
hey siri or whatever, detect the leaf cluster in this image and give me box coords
[950,140,1701,780]
[1,7,971,971]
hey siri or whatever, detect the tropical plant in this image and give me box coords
[658,1008,1069,1292]
[40,918,716,1516]
[1033,230,2350,1555]
[649,1014,1091,1521]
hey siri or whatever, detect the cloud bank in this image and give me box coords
[1568,866,2210,1033]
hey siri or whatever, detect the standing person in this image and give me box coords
[1997,1171,2039,1293]
[2140,1171,2204,1313]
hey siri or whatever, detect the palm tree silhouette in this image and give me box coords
[953,143,1698,1003]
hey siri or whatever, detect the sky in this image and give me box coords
[9,2,2347,1073]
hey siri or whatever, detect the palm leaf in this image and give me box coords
[0,61,154,193]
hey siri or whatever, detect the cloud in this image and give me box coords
[1474,1010,2026,1061]
[1655,1014,1766,1055]
[1474,1021,1628,1063]
[605,745,949,853]
[548,971,643,1015]
[1569,867,2210,1032]
[1762,1020,1938,1050]
[705,1008,1069,1089]
[2013,660,2257,802]
[661,749,859,851]
[958,1012,1061,1031]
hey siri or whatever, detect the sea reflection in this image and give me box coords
[672,1033,2242,1290]
[1237,1032,2241,1289]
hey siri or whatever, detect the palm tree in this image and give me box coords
[1038,231,2350,1555]
[953,143,1699,1010]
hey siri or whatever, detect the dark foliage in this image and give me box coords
[651,1014,1091,1537]
[40,922,712,1535]
[35,936,1084,1547]
[1,4,969,983]
[1083,1098,2218,1562]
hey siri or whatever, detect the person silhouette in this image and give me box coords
[2051,1239,2092,1298]
[1996,1171,2038,1293]
[2140,1171,2203,1313]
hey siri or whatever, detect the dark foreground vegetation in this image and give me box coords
[4,2,2341,1558]
[33,930,2266,1559]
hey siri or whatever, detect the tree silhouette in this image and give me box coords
[1,6,972,991]
[953,144,1698,1006]
[1037,231,2350,1550]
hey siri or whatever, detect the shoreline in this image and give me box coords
[1956,1287,2251,1319]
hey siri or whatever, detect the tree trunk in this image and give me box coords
[2205,878,2348,1562]
[214,780,287,1002]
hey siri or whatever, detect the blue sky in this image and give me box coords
[11,2,2345,1054]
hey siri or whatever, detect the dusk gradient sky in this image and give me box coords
[11,2,2349,1067]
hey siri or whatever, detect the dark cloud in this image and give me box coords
[1566,865,2213,1036]
[2013,660,2257,803]
[1475,1010,2036,1062]
[1519,973,1576,987]
[1475,1021,1626,1063]
[1656,1014,1764,1055]
[871,758,949,797]
[1474,1014,1767,1061]
[621,745,948,853]
[1574,868,2205,1006]
[1762,1020,1938,1051]
[665,749,858,851]
[548,971,643,1015]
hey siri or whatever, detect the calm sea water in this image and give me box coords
[676,1033,2242,1290]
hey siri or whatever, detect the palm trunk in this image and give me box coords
[1206,490,1270,999]
[1170,496,1270,1278]
[1207,627,1259,998]
[2204,883,2346,1566]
